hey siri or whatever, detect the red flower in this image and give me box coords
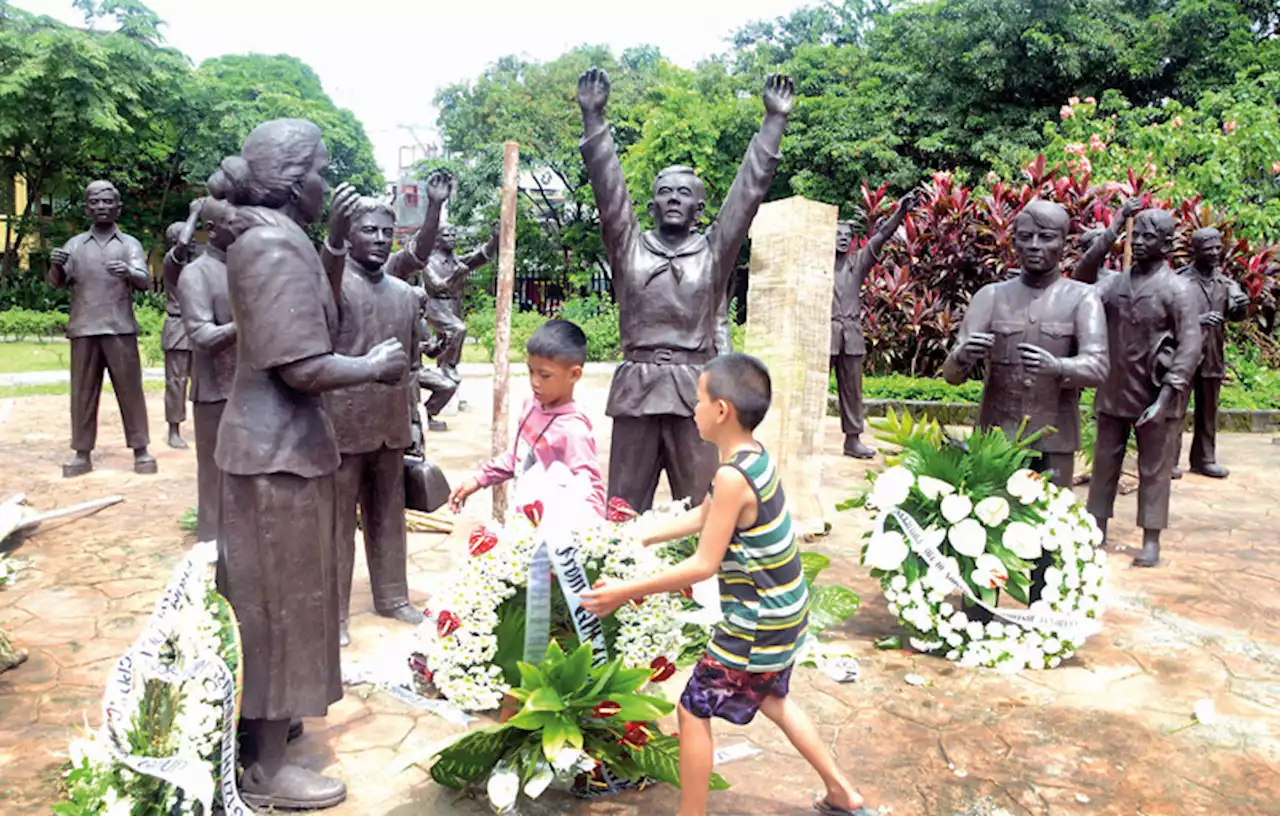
[649,657,675,683]
[436,610,461,638]
[521,501,544,526]
[679,586,693,600]
[621,722,650,748]
[468,526,488,546]
[592,700,622,718]
[469,532,498,557]
[606,497,637,523]
[408,652,433,683]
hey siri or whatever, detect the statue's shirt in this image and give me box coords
[59,227,147,338]
[1095,263,1202,419]
[1176,266,1246,379]
[324,255,421,455]
[177,246,236,403]
[581,125,779,418]
[944,275,1108,453]
[830,247,875,356]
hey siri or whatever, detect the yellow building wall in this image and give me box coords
[1,175,31,268]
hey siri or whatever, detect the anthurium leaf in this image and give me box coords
[541,713,578,759]
[553,642,593,695]
[543,639,566,666]
[606,667,652,695]
[507,709,556,730]
[508,688,531,704]
[517,661,546,690]
[523,685,565,712]
[800,552,830,585]
[586,657,622,698]
[808,585,861,632]
[610,693,674,722]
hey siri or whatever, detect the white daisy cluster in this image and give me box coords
[62,545,236,815]
[867,467,1109,672]
[418,507,688,712]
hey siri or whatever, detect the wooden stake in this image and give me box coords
[1122,215,1134,270]
[491,141,519,522]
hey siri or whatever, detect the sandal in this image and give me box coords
[814,797,877,816]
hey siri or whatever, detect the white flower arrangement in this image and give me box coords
[851,411,1109,673]
[59,544,241,815]
[416,502,689,712]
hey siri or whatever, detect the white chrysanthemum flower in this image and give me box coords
[870,466,915,508]
[939,601,955,618]
[940,494,974,524]
[917,475,956,501]
[890,574,908,592]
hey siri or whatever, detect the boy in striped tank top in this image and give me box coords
[582,354,872,816]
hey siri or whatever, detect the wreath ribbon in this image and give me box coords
[873,507,1100,638]
[101,542,253,815]
[523,495,610,668]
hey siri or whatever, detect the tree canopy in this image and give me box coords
[0,0,381,281]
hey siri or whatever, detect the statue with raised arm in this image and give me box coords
[832,193,915,459]
[1072,196,1143,284]
[213,119,409,809]
[578,67,793,512]
[48,180,156,477]
[1086,209,1201,568]
[1170,227,1250,479]
[944,200,1109,488]
[175,194,237,542]
[160,202,201,449]
[320,170,449,648]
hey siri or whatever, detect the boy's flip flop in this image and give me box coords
[814,799,877,816]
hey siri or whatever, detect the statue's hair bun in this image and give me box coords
[216,155,253,203]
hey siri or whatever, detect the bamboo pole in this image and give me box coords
[491,142,519,522]
[1122,216,1134,270]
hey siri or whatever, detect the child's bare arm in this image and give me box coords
[641,502,710,546]
[583,468,751,615]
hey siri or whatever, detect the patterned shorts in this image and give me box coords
[679,657,793,725]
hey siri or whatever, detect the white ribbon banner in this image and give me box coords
[101,542,253,815]
[874,507,1098,638]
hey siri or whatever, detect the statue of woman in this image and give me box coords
[212,119,408,809]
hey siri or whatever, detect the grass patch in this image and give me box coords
[0,340,71,374]
[0,380,164,399]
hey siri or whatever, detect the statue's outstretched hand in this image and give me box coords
[577,67,611,114]
[327,183,361,245]
[762,73,795,117]
[425,171,452,203]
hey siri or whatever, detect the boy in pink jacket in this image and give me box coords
[449,319,607,516]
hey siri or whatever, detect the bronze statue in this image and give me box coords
[1085,209,1201,568]
[1073,196,1142,284]
[832,194,914,458]
[577,67,794,512]
[944,200,1109,487]
[392,215,497,396]
[321,171,449,647]
[213,119,408,809]
[1170,227,1249,479]
[160,204,200,449]
[175,195,237,543]
[48,181,156,477]
[414,328,460,437]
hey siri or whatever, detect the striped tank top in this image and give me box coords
[706,447,809,672]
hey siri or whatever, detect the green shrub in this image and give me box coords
[0,308,68,341]
[134,304,166,366]
[828,372,985,404]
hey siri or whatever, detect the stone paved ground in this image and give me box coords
[0,373,1277,816]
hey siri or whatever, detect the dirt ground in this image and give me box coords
[1,374,1277,815]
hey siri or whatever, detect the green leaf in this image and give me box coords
[800,552,831,585]
[543,639,566,667]
[610,693,675,722]
[522,685,565,713]
[875,635,902,650]
[541,713,582,759]
[516,661,546,690]
[430,726,525,789]
[607,667,653,695]
[807,585,861,632]
[552,642,593,696]
[1004,580,1030,605]
[586,658,622,698]
[506,709,557,730]
[627,734,730,791]
[494,596,528,686]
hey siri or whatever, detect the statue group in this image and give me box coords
[45,66,1245,809]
